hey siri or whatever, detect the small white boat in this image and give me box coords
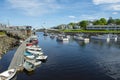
[36,55,48,60]
[66,35,71,39]
[91,34,118,42]
[25,55,35,60]
[57,35,69,41]
[34,61,42,66]
[23,59,41,71]
[43,32,48,36]
[24,52,35,60]
[0,69,16,80]
[27,50,43,55]
[23,60,36,72]
[31,35,38,39]
[26,46,42,51]
[74,34,89,42]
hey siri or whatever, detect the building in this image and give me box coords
[86,25,120,30]
[0,23,7,30]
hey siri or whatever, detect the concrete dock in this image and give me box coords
[8,41,26,71]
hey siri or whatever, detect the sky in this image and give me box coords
[0,0,120,28]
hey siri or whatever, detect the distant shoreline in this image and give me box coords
[60,30,120,34]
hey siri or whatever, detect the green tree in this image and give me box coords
[100,18,107,25]
[115,19,120,25]
[93,20,104,25]
[68,22,76,26]
[79,20,88,29]
[107,17,115,24]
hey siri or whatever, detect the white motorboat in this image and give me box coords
[36,55,48,61]
[31,35,38,39]
[23,60,36,72]
[24,52,35,60]
[0,69,16,80]
[43,32,48,36]
[25,55,35,60]
[50,33,55,38]
[26,46,42,51]
[34,61,42,66]
[27,50,43,55]
[91,34,118,42]
[57,35,69,41]
[74,34,89,42]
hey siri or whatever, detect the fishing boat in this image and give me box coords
[23,59,41,71]
[91,34,118,42]
[27,50,43,55]
[31,35,37,39]
[26,46,42,51]
[36,55,48,61]
[74,34,89,42]
[26,43,33,46]
[23,60,36,72]
[0,69,16,80]
[24,52,35,60]
[57,35,69,41]
[43,32,48,36]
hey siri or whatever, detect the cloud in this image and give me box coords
[68,16,76,19]
[92,0,120,13]
[6,0,61,16]
[109,4,120,11]
[80,13,107,20]
[93,0,120,5]
[112,12,118,15]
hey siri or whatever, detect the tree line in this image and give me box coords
[52,17,120,30]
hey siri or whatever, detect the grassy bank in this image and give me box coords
[61,29,120,34]
[0,31,5,35]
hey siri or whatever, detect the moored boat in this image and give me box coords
[24,52,35,60]
[26,46,42,51]
[74,34,89,42]
[57,34,69,41]
[23,60,36,72]
[0,69,16,80]
[36,55,48,61]
[27,49,43,55]
[91,34,118,42]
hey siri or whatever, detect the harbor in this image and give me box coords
[0,32,120,80]
[0,32,48,80]
[1,0,120,80]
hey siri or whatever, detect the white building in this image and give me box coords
[86,25,120,30]
[0,23,7,30]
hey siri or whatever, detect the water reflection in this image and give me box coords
[91,39,120,49]
[43,36,47,40]
[11,75,17,80]
[75,40,87,47]
[23,69,35,76]
[56,40,69,44]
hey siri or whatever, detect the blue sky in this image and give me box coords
[0,0,120,28]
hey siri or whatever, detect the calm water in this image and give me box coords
[1,32,120,80]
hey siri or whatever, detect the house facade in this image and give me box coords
[86,25,120,30]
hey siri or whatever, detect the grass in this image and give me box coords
[60,29,120,33]
[0,31,6,35]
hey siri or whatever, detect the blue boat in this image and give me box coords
[24,52,35,59]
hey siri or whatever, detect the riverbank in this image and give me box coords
[0,35,19,57]
[60,29,120,34]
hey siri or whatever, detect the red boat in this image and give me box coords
[26,43,33,46]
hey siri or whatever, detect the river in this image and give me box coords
[1,32,120,80]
